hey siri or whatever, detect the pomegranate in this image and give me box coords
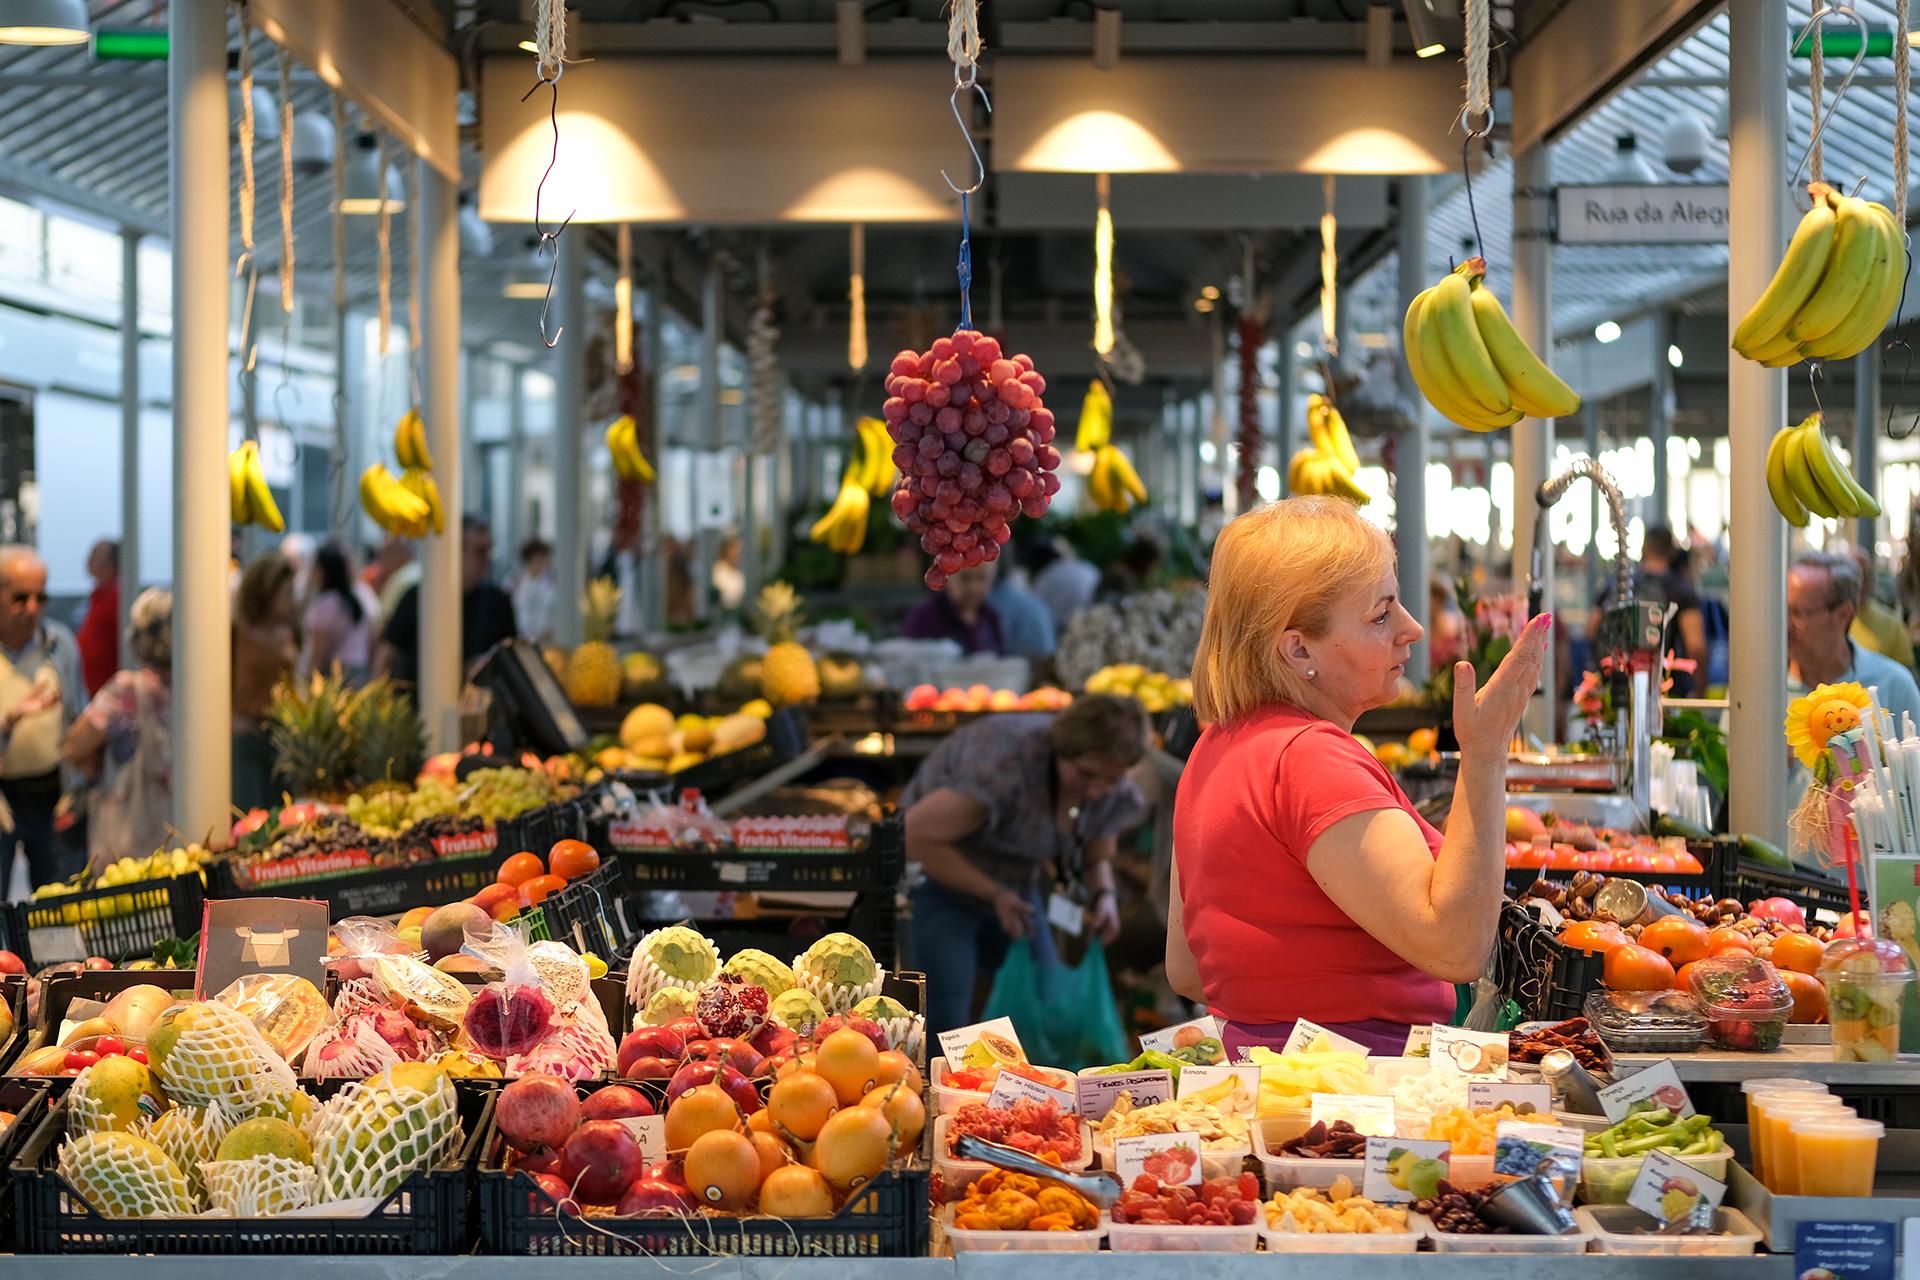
[695,975,770,1040]
[514,1147,563,1177]
[616,1177,694,1217]
[1750,897,1808,930]
[815,1015,887,1053]
[618,1025,688,1080]
[527,1171,578,1214]
[683,1037,765,1077]
[581,1084,655,1122]
[661,1015,706,1045]
[559,1120,644,1204]
[465,983,557,1058]
[668,1059,760,1114]
[750,1023,795,1060]
[497,1074,582,1153]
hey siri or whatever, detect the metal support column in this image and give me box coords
[693,259,722,622]
[1584,400,1602,607]
[1509,143,1555,740]
[505,364,526,562]
[552,231,587,648]
[1651,311,1673,528]
[1395,176,1431,682]
[1276,344,1295,495]
[1854,342,1881,557]
[168,0,230,838]
[335,306,357,542]
[643,298,666,637]
[417,161,462,750]
[1727,0,1791,846]
[120,228,140,650]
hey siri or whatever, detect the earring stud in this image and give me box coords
[1306,668,1317,679]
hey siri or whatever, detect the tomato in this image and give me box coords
[1561,921,1629,955]
[1545,845,1582,870]
[1505,844,1526,868]
[1781,970,1829,1023]
[63,1049,100,1071]
[1674,850,1705,874]
[91,1035,126,1058]
[1639,917,1710,966]
[1603,943,1677,992]
[1509,842,1546,870]
[1647,850,1678,875]
[1771,931,1829,975]
[1614,851,1656,875]
[548,839,601,881]
[126,1046,147,1064]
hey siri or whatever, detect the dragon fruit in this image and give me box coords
[695,974,769,1040]
[464,983,556,1059]
[508,1010,618,1080]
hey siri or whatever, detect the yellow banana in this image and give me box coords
[1786,196,1883,346]
[1323,402,1361,473]
[1077,380,1113,452]
[1786,423,1841,519]
[605,416,640,481]
[836,483,870,553]
[1428,269,1511,416]
[1801,417,1879,518]
[1107,445,1148,504]
[229,447,250,525]
[1306,394,1333,456]
[1088,447,1117,512]
[410,410,432,471]
[1733,189,1839,355]
[856,417,895,496]
[1410,285,1523,431]
[1764,425,1810,527]
[1469,280,1580,418]
[1747,329,1803,365]
[242,441,284,534]
[1287,448,1314,493]
[399,466,446,536]
[394,408,421,470]
[1801,204,1904,362]
[1324,462,1370,504]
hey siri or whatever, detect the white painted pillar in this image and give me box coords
[120,228,140,650]
[1854,342,1880,557]
[1509,142,1555,740]
[1396,176,1432,683]
[168,0,231,836]
[1650,311,1673,527]
[417,160,462,750]
[1727,0,1791,846]
[552,232,587,648]
[505,364,526,564]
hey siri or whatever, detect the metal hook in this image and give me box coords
[1790,5,1870,196]
[520,74,575,348]
[939,80,991,196]
[1808,359,1825,418]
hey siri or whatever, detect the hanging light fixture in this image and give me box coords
[338,134,404,214]
[290,109,334,176]
[1604,134,1656,184]
[0,0,88,45]
[1660,108,1711,175]
[458,192,493,257]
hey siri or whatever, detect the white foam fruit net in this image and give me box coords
[312,1069,459,1202]
[138,1102,234,1204]
[627,926,721,1013]
[302,1016,404,1081]
[202,1154,319,1216]
[795,964,886,1015]
[59,1131,197,1218]
[371,954,473,1031]
[527,939,592,1011]
[506,994,618,1080]
[66,1062,141,1137]
[159,1001,299,1109]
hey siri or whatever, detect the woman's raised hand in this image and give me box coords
[1451,613,1551,759]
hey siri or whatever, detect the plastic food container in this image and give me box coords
[931,1113,1095,1201]
[939,1206,1106,1252]
[1106,1218,1261,1252]
[929,1056,1073,1116]
[1583,989,1708,1053]
[1819,938,1916,1063]
[1792,1117,1885,1197]
[1260,1221,1423,1253]
[1255,1150,1366,1191]
[1576,1150,1732,1205]
[1096,1134,1249,1182]
[1575,1205,1761,1255]
[1740,1078,1828,1185]
[1415,1215,1592,1254]
[1686,955,1793,1052]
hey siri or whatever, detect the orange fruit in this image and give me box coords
[1639,917,1710,966]
[1781,969,1829,1023]
[497,851,545,887]
[809,1105,891,1193]
[747,1107,775,1135]
[750,1129,795,1183]
[1705,926,1750,953]
[757,1164,835,1217]
[1771,931,1829,976]
[767,1071,839,1142]
[665,1084,742,1152]
[1709,939,1756,959]
[859,1081,926,1154]
[519,874,568,907]
[1603,943,1677,992]
[548,839,601,881]
[814,1029,880,1106]
[684,1130,760,1211]
[1561,921,1629,955]
[873,1050,923,1094]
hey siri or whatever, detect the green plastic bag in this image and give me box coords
[981,937,1130,1071]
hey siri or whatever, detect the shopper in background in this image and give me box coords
[987,553,1056,661]
[0,546,83,889]
[1845,545,1915,671]
[711,535,746,612]
[1788,549,1920,783]
[65,588,171,871]
[75,539,119,697]
[1598,525,1707,696]
[1170,497,1549,1057]
[379,515,519,689]
[509,538,557,647]
[299,543,375,684]
[232,554,299,810]
[902,693,1148,1036]
[901,562,1005,655]
[364,535,412,604]
[1032,537,1101,633]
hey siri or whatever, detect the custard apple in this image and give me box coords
[851,995,912,1024]
[797,932,877,988]
[640,926,720,985]
[642,986,700,1024]
[719,948,797,997]
[769,987,828,1030]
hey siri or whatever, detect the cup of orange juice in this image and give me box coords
[1760,1097,1855,1194]
[1819,938,1914,1063]
[1793,1118,1885,1197]
[1740,1079,1826,1183]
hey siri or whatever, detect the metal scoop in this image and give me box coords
[951,1134,1125,1208]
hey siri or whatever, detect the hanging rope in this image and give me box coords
[406,159,422,410]
[533,0,567,83]
[1897,0,1910,228]
[1320,173,1338,359]
[1809,4,1824,185]
[947,0,981,85]
[615,223,634,375]
[278,45,295,314]
[1463,0,1491,132]
[941,0,988,331]
[1093,173,1114,357]
[376,133,392,357]
[234,2,258,376]
[848,222,868,370]
[523,0,575,348]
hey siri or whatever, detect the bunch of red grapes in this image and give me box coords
[882,329,1059,590]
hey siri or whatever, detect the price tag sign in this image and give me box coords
[1626,1148,1725,1224]
[1403,1025,1433,1058]
[1140,1015,1223,1056]
[1310,1093,1397,1137]
[1797,1222,1896,1280]
[1046,893,1086,937]
[1362,1136,1451,1205]
[1492,1120,1583,1192]
[988,1068,1078,1114]
[1283,1019,1370,1057]
[1112,1131,1203,1187]
[1468,1082,1554,1116]
[1431,1026,1510,1078]
[936,1017,1022,1070]
[1177,1063,1260,1103]
[1076,1069,1173,1122]
[1597,1059,1695,1122]
[618,1115,666,1166]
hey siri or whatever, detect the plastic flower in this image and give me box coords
[1783,681,1872,768]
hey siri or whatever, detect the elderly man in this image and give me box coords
[0,546,83,888]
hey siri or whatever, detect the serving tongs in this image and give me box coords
[951,1134,1125,1208]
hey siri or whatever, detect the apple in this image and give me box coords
[683,1037,764,1078]
[0,951,25,977]
[750,1023,795,1060]
[815,1014,887,1054]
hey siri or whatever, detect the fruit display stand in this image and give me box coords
[0,1076,51,1249]
[9,970,197,1092]
[0,871,206,969]
[0,975,29,1074]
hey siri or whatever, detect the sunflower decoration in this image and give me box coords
[1784,681,1873,770]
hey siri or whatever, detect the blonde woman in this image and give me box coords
[1168,497,1549,1056]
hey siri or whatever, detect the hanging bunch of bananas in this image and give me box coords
[1765,411,1881,526]
[360,464,437,538]
[394,406,434,472]
[606,414,656,484]
[1088,443,1148,513]
[809,465,871,555]
[1076,379,1113,452]
[1405,257,1581,431]
[227,439,285,533]
[851,416,895,496]
[1287,393,1369,503]
[1733,182,1906,367]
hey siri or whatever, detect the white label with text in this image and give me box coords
[1177,1063,1261,1104]
[1283,1019,1370,1057]
[1310,1093,1397,1137]
[1076,1069,1174,1122]
[988,1068,1078,1114]
[1597,1059,1694,1123]
[937,1017,1023,1071]
[1112,1131,1204,1187]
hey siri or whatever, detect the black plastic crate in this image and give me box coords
[0,1077,50,1251]
[610,812,904,894]
[11,1080,490,1253]
[1496,901,1606,1023]
[531,859,639,962]
[4,872,205,969]
[0,975,28,1074]
[499,798,590,859]
[212,853,497,918]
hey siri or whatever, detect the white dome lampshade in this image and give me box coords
[290,110,334,176]
[458,193,493,257]
[1604,134,1657,184]
[0,0,88,45]
[1660,109,1712,176]
[338,134,405,214]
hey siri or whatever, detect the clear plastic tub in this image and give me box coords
[931,1113,1095,1201]
[1687,955,1793,1053]
[1576,1149,1732,1205]
[1447,1153,1494,1190]
[1583,989,1707,1054]
[1255,1150,1366,1191]
[939,1206,1106,1252]
[1096,1135,1249,1182]
[1261,1221,1423,1254]
[1414,1215,1592,1253]
[1576,1205,1761,1255]
[929,1055,1072,1116]
[1107,1218,1261,1252]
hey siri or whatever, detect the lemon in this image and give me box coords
[740,698,773,719]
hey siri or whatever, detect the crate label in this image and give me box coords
[1112,1131,1203,1187]
[1309,1092,1396,1136]
[196,897,329,997]
[1362,1136,1451,1204]
[731,815,851,852]
[1139,1015,1222,1056]
[26,924,85,964]
[431,827,498,859]
[618,1115,666,1166]
[1431,1026,1509,1078]
[607,820,675,852]
[1283,1019,1370,1057]
[1075,1069,1172,1122]
[987,1069,1077,1113]
[1626,1148,1725,1224]
[1492,1120,1582,1190]
[936,1017,1022,1070]
[235,848,373,886]
[716,862,749,885]
[1796,1222,1896,1280]
[1597,1059,1694,1122]
[1178,1064,1260,1105]
[1467,1082,1554,1116]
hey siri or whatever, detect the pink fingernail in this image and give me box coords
[1541,612,1554,630]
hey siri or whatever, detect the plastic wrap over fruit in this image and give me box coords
[213,973,329,1062]
[330,916,414,982]
[527,939,592,1012]
[460,921,557,1059]
[302,1016,404,1081]
[506,995,618,1080]
[369,954,473,1033]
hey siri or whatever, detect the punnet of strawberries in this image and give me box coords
[948,1099,1083,1162]
[1113,1173,1261,1226]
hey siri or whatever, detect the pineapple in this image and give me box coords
[565,578,623,707]
[351,679,426,785]
[754,582,820,708]
[269,673,364,799]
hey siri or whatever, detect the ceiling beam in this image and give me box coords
[1509,0,1721,154]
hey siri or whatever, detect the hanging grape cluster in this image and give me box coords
[882,329,1059,589]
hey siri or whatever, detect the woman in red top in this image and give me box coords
[1169,497,1549,1056]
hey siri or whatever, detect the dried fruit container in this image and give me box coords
[1686,955,1793,1052]
[1106,1217,1261,1252]
[1575,1205,1761,1255]
[931,1113,1094,1202]
[937,1205,1105,1253]
[1096,1134,1248,1183]
[1582,989,1708,1054]
[1260,1221,1423,1253]
[1415,1215,1592,1253]
[1254,1151,1366,1191]
[928,1056,1071,1115]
